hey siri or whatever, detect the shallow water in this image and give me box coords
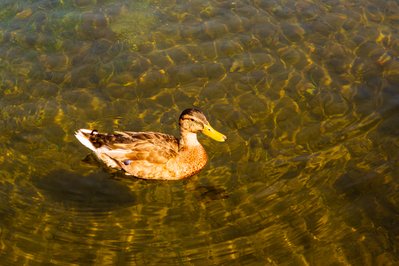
[0,0,399,264]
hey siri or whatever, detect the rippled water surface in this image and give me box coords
[1,0,399,264]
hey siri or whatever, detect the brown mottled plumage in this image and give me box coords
[75,109,226,180]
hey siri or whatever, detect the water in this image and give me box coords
[0,0,398,264]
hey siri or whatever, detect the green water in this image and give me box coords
[0,0,399,264]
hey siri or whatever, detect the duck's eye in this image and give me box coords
[190,118,195,122]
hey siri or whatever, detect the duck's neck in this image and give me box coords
[179,131,200,149]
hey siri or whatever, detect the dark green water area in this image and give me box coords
[0,0,399,264]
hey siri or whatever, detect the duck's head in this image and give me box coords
[179,108,226,142]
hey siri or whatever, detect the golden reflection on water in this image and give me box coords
[0,0,399,264]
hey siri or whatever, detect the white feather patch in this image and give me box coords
[184,132,200,146]
[74,129,96,152]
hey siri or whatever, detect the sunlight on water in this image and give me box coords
[0,0,398,264]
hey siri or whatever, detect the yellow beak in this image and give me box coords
[202,124,227,142]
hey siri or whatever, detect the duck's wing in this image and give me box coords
[75,129,179,165]
[108,131,179,164]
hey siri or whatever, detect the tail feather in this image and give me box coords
[75,129,121,169]
[74,129,97,152]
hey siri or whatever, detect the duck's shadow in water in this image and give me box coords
[191,185,229,203]
[32,169,137,211]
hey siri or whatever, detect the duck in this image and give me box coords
[74,108,226,180]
